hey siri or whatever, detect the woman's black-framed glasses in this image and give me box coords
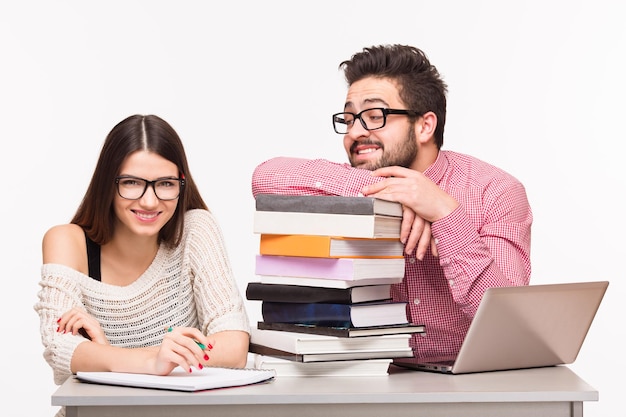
[115,175,185,201]
[332,108,422,134]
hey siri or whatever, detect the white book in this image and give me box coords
[249,344,413,363]
[258,275,403,289]
[252,353,392,377]
[253,211,402,239]
[76,366,276,392]
[249,328,411,354]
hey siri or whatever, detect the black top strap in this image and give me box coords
[85,231,102,281]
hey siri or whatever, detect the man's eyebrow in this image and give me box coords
[344,98,390,110]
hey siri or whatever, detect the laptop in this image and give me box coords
[393,281,608,374]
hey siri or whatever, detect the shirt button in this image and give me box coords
[448,279,454,287]
[409,257,416,264]
[314,181,322,188]
[434,238,439,245]
[413,298,420,305]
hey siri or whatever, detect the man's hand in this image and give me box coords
[362,166,457,258]
[400,207,438,259]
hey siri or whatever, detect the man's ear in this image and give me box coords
[415,111,437,144]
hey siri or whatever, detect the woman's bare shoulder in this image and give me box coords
[42,224,88,272]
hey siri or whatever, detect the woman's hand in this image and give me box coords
[151,326,215,375]
[57,307,109,345]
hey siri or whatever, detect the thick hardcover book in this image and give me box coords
[250,328,412,354]
[259,234,404,258]
[256,321,425,338]
[253,211,402,239]
[255,255,405,280]
[261,301,409,328]
[246,282,392,304]
[76,366,276,392]
[259,275,403,289]
[255,193,403,217]
[251,353,393,376]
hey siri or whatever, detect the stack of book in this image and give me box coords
[248,194,425,377]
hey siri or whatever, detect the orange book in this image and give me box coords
[259,234,404,258]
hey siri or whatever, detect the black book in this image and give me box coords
[255,193,403,217]
[257,321,425,338]
[246,282,392,304]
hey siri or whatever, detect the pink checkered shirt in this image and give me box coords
[251,150,532,358]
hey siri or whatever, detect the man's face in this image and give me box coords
[342,77,417,171]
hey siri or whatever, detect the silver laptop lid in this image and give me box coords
[395,281,608,374]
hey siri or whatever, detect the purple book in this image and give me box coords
[255,255,405,281]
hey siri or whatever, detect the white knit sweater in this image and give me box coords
[35,209,250,387]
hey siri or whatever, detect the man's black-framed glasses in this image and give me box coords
[115,175,185,201]
[332,108,422,134]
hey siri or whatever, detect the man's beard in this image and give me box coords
[349,126,417,171]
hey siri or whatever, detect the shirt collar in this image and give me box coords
[422,150,447,185]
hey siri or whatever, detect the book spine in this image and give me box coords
[248,343,305,362]
[261,302,355,327]
[253,211,401,239]
[257,321,350,337]
[247,282,353,303]
[255,255,358,280]
[256,194,379,215]
[255,255,405,280]
[259,234,404,258]
[256,321,425,337]
[259,234,331,258]
[259,275,403,289]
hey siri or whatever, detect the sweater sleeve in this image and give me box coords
[185,210,250,335]
[34,264,90,385]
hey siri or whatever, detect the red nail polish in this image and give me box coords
[207,344,213,350]
[198,364,203,369]
[189,368,192,373]
[57,318,61,323]
[204,354,209,361]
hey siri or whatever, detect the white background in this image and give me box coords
[2,1,623,416]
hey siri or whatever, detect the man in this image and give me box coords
[251,44,532,359]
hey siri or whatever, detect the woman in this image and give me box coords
[35,115,250,415]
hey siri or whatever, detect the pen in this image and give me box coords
[165,326,207,350]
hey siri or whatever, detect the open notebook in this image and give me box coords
[76,366,276,391]
[393,281,608,374]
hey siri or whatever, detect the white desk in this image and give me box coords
[53,365,598,417]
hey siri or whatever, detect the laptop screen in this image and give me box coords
[393,281,608,374]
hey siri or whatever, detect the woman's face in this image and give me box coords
[113,150,180,240]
